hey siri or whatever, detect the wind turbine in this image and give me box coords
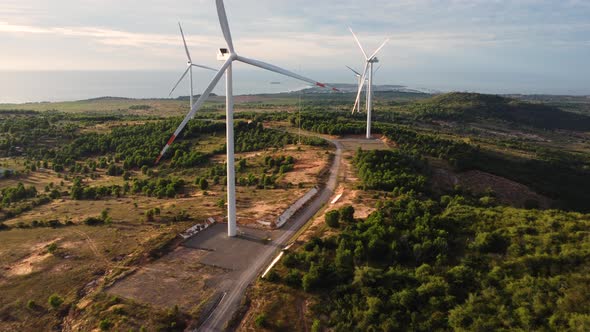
[155,0,338,237]
[169,22,217,115]
[349,27,389,139]
[346,65,363,114]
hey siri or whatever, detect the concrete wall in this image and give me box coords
[275,187,319,228]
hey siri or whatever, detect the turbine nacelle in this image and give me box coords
[217,48,231,61]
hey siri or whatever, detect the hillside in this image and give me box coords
[407,92,590,131]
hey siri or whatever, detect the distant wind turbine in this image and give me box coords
[346,65,364,114]
[349,27,389,139]
[169,22,217,116]
[156,0,338,237]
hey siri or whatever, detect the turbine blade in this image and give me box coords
[369,38,390,60]
[352,62,369,114]
[236,55,339,91]
[374,64,382,75]
[156,58,233,164]
[346,65,361,76]
[349,27,368,60]
[169,66,191,96]
[191,63,218,72]
[216,0,235,53]
[178,22,192,62]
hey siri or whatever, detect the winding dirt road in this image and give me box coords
[197,139,342,331]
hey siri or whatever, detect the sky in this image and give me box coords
[1,0,590,95]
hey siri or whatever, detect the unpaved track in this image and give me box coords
[197,139,342,331]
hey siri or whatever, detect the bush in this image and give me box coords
[48,294,64,309]
[311,319,322,332]
[255,313,268,328]
[47,242,58,254]
[325,210,340,228]
[265,269,281,282]
[26,300,37,310]
[199,178,209,190]
[83,216,104,226]
[284,269,302,288]
[99,318,112,331]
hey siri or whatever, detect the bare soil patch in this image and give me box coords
[106,246,224,311]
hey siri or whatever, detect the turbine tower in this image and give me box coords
[156,0,338,237]
[349,27,389,139]
[169,22,217,116]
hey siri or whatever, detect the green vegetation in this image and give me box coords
[48,294,64,309]
[324,210,340,228]
[354,149,427,192]
[409,92,590,131]
[4,91,590,331]
[271,147,590,331]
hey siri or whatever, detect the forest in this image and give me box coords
[267,149,590,331]
[249,92,590,331]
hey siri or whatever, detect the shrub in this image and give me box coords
[48,294,64,309]
[84,216,104,226]
[255,313,268,328]
[47,242,58,254]
[199,178,209,190]
[265,269,281,282]
[325,210,340,228]
[99,318,112,331]
[26,300,37,310]
[284,269,302,288]
[311,319,322,332]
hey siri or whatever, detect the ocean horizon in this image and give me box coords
[1,70,588,104]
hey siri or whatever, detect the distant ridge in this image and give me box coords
[75,94,218,102]
[408,92,590,131]
[78,96,133,102]
[298,83,424,94]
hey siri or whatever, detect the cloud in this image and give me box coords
[0,22,215,48]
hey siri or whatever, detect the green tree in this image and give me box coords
[325,210,340,228]
[339,205,355,222]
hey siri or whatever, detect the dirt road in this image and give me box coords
[197,139,342,331]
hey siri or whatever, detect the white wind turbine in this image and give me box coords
[347,64,382,116]
[156,0,338,237]
[346,65,363,114]
[169,22,217,115]
[349,27,389,139]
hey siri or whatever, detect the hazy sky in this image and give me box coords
[1,0,590,94]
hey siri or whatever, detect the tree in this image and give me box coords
[340,205,355,222]
[325,210,340,228]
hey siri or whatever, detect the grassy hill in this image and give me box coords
[407,92,590,131]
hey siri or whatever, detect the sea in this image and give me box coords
[0,70,311,104]
[1,70,588,104]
